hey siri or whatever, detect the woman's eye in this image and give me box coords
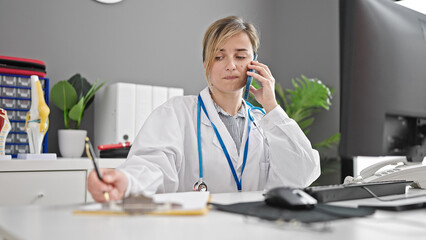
[215,56,223,60]
[236,56,247,60]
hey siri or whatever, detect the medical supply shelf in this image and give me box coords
[0,73,49,157]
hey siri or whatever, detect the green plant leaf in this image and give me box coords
[251,79,261,89]
[51,81,77,111]
[285,76,332,121]
[312,133,341,149]
[298,117,314,132]
[68,73,92,100]
[69,97,85,129]
[83,79,106,107]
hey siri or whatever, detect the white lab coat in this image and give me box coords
[118,87,320,195]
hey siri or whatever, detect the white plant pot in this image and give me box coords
[58,129,87,158]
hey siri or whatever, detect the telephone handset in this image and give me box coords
[243,53,258,100]
[359,157,408,179]
[344,157,426,189]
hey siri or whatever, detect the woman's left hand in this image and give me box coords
[247,61,278,113]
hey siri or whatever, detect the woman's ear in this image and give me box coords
[203,62,206,70]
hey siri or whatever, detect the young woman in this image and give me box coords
[88,16,320,202]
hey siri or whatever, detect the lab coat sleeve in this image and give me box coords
[259,105,321,189]
[117,103,184,196]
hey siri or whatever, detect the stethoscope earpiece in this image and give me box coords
[193,179,208,192]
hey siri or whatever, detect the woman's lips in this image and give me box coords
[224,76,239,80]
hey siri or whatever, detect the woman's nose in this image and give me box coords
[225,59,236,71]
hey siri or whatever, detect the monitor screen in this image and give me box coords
[339,0,426,160]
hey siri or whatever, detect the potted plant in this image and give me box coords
[51,73,105,158]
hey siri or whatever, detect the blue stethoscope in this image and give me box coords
[193,94,265,192]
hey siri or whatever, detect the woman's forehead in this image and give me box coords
[218,32,253,52]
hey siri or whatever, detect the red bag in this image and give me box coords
[0,55,46,78]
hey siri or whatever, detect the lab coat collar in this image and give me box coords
[199,87,250,169]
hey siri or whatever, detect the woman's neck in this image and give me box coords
[210,90,242,116]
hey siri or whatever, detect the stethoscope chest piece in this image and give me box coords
[193,179,208,192]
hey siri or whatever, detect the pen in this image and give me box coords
[85,137,110,202]
[97,142,131,151]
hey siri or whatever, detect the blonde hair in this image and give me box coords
[202,16,260,88]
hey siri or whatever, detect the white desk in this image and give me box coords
[0,191,426,240]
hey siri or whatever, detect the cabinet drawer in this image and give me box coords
[0,171,87,206]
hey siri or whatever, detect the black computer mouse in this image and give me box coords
[264,187,317,209]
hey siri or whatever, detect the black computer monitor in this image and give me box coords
[339,0,426,177]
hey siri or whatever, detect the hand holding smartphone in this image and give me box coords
[243,53,258,100]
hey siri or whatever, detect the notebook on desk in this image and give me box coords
[74,191,210,216]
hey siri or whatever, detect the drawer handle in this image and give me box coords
[30,192,45,204]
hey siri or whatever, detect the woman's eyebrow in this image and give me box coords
[219,48,249,52]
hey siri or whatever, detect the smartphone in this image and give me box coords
[243,53,258,100]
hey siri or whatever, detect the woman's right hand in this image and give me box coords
[87,168,128,202]
[247,60,278,113]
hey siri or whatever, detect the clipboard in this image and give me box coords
[74,191,211,216]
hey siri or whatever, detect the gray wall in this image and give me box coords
[0,0,339,157]
[271,1,340,153]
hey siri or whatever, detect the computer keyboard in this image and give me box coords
[304,180,413,203]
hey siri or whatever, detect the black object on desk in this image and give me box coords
[264,187,317,209]
[212,202,375,223]
[304,180,413,203]
[99,147,131,158]
[359,202,426,212]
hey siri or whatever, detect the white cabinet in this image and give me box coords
[0,171,86,205]
[0,158,125,206]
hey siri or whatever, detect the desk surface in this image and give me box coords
[0,191,426,240]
